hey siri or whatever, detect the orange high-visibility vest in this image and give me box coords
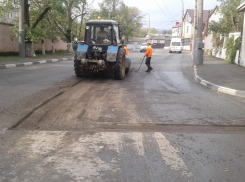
[145,45,152,57]
[123,46,129,56]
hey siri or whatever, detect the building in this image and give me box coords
[204,6,223,55]
[127,38,145,51]
[237,0,245,67]
[145,34,165,49]
[172,22,181,36]
[182,9,210,50]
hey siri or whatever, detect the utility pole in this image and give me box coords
[194,0,204,65]
[192,0,197,58]
[19,0,25,58]
[146,13,150,36]
[180,0,184,38]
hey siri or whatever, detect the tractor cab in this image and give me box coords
[85,20,121,46]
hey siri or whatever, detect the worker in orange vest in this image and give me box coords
[122,44,131,71]
[122,44,129,56]
[144,41,153,72]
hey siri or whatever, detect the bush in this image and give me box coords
[204,49,212,56]
[226,35,241,63]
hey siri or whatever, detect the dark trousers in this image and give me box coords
[145,57,152,70]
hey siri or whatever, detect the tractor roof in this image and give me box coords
[86,20,118,25]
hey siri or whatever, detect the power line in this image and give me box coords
[143,19,180,23]
[154,0,171,20]
[187,0,194,9]
[162,0,175,19]
[145,20,181,23]
[169,12,182,21]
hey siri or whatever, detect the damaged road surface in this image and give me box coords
[1,50,245,182]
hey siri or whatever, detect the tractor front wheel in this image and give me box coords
[114,48,126,80]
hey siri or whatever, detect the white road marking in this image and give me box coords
[24,62,33,66]
[6,64,16,68]
[52,59,59,62]
[10,131,195,181]
[154,132,194,178]
[39,60,47,64]
[218,86,237,96]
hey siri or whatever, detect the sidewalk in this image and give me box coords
[0,54,74,69]
[194,56,245,98]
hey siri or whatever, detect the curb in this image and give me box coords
[194,66,245,98]
[0,57,74,70]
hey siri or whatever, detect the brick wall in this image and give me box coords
[0,23,19,53]
[33,37,68,53]
[0,23,68,54]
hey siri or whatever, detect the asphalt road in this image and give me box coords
[0,50,245,182]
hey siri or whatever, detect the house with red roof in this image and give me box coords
[172,22,181,37]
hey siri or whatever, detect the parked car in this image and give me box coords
[140,43,148,52]
[169,38,182,53]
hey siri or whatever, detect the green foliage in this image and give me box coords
[204,49,212,56]
[49,0,88,42]
[132,29,147,38]
[0,0,19,22]
[150,28,158,34]
[209,0,242,35]
[226,35,241,63]
[9,25,19,41]
[213,33,224,54]
[89,0,143,41]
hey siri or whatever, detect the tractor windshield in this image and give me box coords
[85,24,118,45]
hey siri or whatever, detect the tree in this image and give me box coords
[89,0,143,41]
[117,3,143,41]
[209,0,242,35]
[132,29,147,38]
[0,0,64,57]
[50,0,89,43]
[23,0,64,56]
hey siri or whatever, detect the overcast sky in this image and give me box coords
[92,0,220,30]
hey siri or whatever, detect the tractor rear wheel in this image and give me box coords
[125,66,130,74]
[114,48,126,80]
[74,54,84,77]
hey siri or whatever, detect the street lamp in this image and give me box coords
[180,0,184,38]
[144,13,150,37]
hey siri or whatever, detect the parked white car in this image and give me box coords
[140,43,148,52]
[169,38,182,53]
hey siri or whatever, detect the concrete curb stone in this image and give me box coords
[0,57,73,70]
[194,65,245,98]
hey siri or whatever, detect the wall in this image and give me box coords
[183,12,193,39]
[239,12,245,67]
[126,43,141,51]
[204,34,213,50]
[207,33,240,61]
[0,23,19,53]
[204,10,224,56]
[209,10,223,23]
[0,23,67,54]
[33,37,67,53]
[172,27,181,36]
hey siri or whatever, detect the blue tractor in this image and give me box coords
[74,20,131,80]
